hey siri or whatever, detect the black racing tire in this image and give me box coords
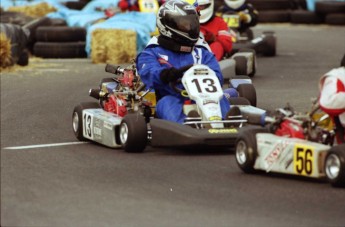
[247,0,292,10]
[238,48,256,77]
[325,13,345,26]
[22,16,51,42]
[324,144,345,188]
[296,0,307,9]
[36,26,86,42]
[48,18,67,26]
[233,56,248,75]
[33,42,87,58]
[72,102,101,141]
[235,126,268,173]
[119,113,147,153]
[315,1,345,14]
[64,1,88,10]
[237,83,257,107]
[258,10,291,23]
[290,10,324,24]
[17,49,29,66]
[227,97,251,106]
[262,32,277,57]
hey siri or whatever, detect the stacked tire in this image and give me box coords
[33,26,87,58]
[247,0,296,23]
[246,0,345,25]
[316,1,345,25]
[291,1,345,25]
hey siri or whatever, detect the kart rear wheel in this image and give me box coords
[237,83,257,107]
[72,102,100,141]
[235,126,266,173]
[233,56,247,76]
[119,113,147,153]
[238,48,256,77]
[262,32,276,57]
[324,145,345,188]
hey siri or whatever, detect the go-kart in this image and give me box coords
[219,58,257,106]
[72,63,263,153]
[221,12,277,57]
[234,102,345,187]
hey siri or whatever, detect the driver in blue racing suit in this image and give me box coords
[136,0,231,123]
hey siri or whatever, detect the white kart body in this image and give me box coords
[219,51,256,79]
[82,108,122,148]
[254,133,331,178]
[182,64,225,128]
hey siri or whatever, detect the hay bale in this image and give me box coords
[7,2,56,18]
[0,33,12,68]
[91,29,136,64]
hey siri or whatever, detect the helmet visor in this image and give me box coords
[166,14,200,40]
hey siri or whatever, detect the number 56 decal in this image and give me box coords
[294,144,314,176]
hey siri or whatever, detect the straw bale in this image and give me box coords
[7,2,56,18]
[91,29,137,64]
[0,33,13,68]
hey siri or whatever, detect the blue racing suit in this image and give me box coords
[136,36,230,123]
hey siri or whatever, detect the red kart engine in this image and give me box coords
[90,64,146,117]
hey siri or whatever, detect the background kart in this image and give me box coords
[221,13,277,57]
[234,104,345,187]
[72,63,262,153]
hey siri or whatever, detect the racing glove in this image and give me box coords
[160,65,193,84]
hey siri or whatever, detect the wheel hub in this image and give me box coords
[72,112,79,133]
[325,154,341,180]
[119,123,129,145]
[236,140,247,165]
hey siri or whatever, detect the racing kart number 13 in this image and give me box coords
[83,112,94,140]
[293,144,314,176]
[191,78,218,93]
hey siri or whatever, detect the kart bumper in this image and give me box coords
[149,119,238,147]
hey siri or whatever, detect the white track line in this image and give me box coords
[3,141,88,150]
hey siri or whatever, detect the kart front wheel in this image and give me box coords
[72,102,100,141]
[119,113,147,153]
[235,126,267,173]
[324,145,345,188]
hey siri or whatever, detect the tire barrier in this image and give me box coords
[32,26,87,58]
[224,0,345,25]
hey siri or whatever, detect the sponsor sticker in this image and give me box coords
[264,140,289,171]
[208,128,237,134]
[209,116,222,121]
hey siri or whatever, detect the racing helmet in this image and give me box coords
[197,0,214,23]
[156,0,200,46]
[224,0,245,10]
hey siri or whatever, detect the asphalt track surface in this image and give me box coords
[1,24,345,227]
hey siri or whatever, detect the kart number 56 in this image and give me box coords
[294,144,314,176]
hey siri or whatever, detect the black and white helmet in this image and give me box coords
[156,0,200,46]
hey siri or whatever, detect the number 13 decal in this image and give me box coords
[83,112,93,139]
[191,78,218,93]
